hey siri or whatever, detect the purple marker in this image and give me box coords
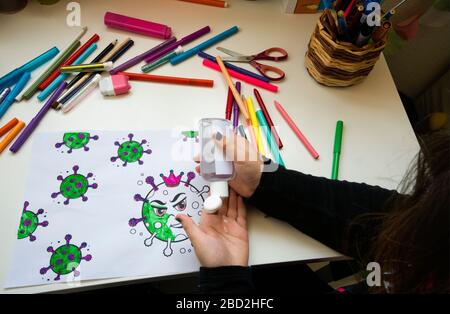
[232,82,241,132]
[110,37,177,74]
[0,88,11,105]
[144,26,211,64]
[10,82,67,153]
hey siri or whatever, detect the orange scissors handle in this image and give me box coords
[250,61,286,81]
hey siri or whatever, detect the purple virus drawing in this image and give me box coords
[51,165,98,205]
[40,234,92,281]
[55,132,99,153]
[17,201,48,241]
[111,133,152,167]
[129,170,209,257]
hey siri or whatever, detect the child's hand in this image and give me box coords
[195,132,263,198]
[176,189,248,268]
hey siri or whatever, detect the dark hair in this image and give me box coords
[370,130,449,293]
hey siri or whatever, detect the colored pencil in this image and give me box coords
[120,72,214,87]
[202,59,278,93]
[22,27,87,100]
[62,75,101,113]
[214,56,249,119]
[0,120,25,153]
[66,40,118,90]
[274,100,319,159]
[39,33,100,90]
[141,46,183,73]
[110,37,177,74]
[253,89,283,149]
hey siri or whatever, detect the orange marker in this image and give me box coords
[179,0,228,8]
[0,120,25,153]
[120,72,214,88]
[0,118,19,137]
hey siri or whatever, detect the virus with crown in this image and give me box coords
[55,132,99,154]
[181,130,199,143]
[40,234,92,281]
[111,133,152,167]
[51,165,98,205]
[129,169,209,257]
[17,201,49,242]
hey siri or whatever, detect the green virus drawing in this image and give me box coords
[182,130,199,142]
[111,133,152,167]
[17,201,48,242]
[129,170,209,257]
[55,132,99,153]
[51,165,98,205]
[40,234,92,281]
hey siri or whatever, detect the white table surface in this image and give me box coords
[0,0,419,293]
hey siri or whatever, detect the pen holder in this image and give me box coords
[305,11,387,87]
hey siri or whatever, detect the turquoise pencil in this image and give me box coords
[256,109,285,167]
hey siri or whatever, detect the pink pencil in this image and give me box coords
[202,59,278,93]
[274,100,319,159]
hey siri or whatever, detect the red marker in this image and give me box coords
[254,89,283,149]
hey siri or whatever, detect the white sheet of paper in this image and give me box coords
[6,130,209,288]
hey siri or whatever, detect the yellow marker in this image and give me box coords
[215,56,249,119]
[245,96,265,155]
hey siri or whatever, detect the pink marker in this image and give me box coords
[274,100,319,159]
[202,59,278,93]
[99,74,131,96]
[104,12,172,39]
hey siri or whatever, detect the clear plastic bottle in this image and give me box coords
[199,118,235,213]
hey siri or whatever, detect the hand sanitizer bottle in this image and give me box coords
[199,118,235,213]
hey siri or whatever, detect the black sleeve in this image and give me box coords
[247,165,397,260]
[198,266,254,294]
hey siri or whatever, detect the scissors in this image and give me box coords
[217,47,288,81]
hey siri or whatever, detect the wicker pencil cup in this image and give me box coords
[305,12,387,87]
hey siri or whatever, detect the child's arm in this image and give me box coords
[247,165,398,259]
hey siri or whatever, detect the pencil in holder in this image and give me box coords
[305,10,388,87]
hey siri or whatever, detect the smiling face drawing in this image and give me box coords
[129,170,209,257]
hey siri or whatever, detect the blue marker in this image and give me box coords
[171,26,239,65]
[0,72,31,119]
[320,0,333,10]
[38,43,97,102]
[0,47,59,90]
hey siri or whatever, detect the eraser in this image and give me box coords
[104,12,172,39]
[99,74,131,96]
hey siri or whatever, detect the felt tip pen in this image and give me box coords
[141,46,184,73]
[170,26,239,65]
[331,120,344,180]
[60,61,114,73]
[256,109,285,167]
[0,88,11,105]
[0,72,31,119]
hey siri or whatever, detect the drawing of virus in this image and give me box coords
[55,132,99,153]
[182,130,199,143]
[51,165,98,205]
[111,133,152,167]
[17,201,48,242]
[40,234,92,281]
[129,170,209,257]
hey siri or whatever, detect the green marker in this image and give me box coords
[331,120,344,180]
[256,109,285,167]
[141,46,184,73]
